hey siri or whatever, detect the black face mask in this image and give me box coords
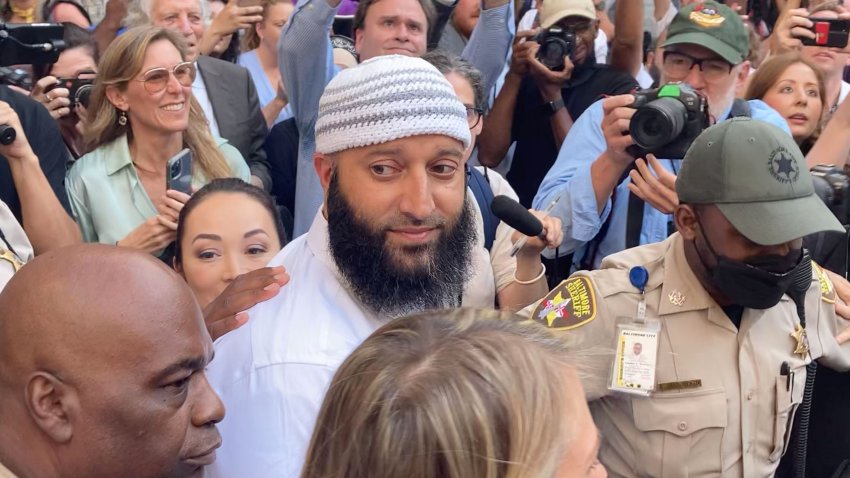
[694,219,802,309]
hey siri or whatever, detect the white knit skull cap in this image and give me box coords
[315,54,472,155]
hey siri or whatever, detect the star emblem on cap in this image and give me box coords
[768,147,800,184]
[774,152,797,178]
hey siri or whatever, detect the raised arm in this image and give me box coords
[462,0,514,97]
[278,0,339,136]
[608,0,643,77]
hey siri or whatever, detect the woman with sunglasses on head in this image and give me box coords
[66,26,250,256]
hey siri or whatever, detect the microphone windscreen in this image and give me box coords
[491,195,543,237]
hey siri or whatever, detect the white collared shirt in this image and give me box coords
[192,63,221,137]
[207,182,515,477]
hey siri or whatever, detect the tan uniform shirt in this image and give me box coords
[0,460,18,478]
[530,233,850,478]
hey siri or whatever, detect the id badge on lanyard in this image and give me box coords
[608,266,661,397]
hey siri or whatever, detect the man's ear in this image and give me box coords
[735,60,751,94]
[105,84,128,113]
[675,204,698,241]
[314,152,336,192]
[354,28,364,54]
[25,372,75,444]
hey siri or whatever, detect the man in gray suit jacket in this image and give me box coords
[124,0,272,191]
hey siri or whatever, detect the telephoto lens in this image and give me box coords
[630,98,687,151]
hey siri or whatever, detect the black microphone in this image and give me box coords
[787,250,812,310]
[491,195,543,238]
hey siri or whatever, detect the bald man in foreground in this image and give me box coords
[0,244,224,478]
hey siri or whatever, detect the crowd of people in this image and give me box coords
[3,0,850,476]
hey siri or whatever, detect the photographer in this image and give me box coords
[0,87,80,266]
[29,22,97,159]
[533,1,790,273]
[476,0,637,208]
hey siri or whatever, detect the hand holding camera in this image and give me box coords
[600,94,638,166]
[507,30,537,79]
[32,73,94,121]
[527,41,575,99]
[32,76,71,120]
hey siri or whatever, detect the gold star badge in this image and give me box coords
[0,247,23,273]
[791,324,810,359]
[668,290,686,307]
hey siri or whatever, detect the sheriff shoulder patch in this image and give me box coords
[532,276,597,330]
[813,261,835,304]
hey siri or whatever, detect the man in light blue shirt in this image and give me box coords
[534,1,791,272]
[279,0,514,237]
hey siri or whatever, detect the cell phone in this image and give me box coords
[237,0,262,7]
[799,18,850,48]
[166,148,193,195]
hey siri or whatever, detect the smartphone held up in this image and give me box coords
[166,148,193,195]
[798,17,850,48]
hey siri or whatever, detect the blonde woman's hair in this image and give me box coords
[302,308,591,478]
[85,26,233,180]
[241,0,291,51]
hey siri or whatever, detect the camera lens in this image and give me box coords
[538,41,566,70]
[630,98,687,150]
[76,84,93,109]
[170,160,181,179]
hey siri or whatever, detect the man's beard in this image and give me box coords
[326,175,477,319]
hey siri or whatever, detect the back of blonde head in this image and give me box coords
[84,26,232,180]
[302,308,589,478]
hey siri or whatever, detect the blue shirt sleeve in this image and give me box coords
[532,99,613,254]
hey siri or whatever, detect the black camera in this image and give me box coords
[811,164,850,225]
[47,70,95,109]
[627,83,710,160]
[535,26,576,71]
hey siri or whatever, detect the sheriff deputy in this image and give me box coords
[530,118,850,477]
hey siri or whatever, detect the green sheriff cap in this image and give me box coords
[676,117,843,246]
[662,1,749,65]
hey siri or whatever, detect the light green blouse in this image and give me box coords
[66,134,251,244]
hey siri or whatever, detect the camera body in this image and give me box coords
[627,83,710,160]
[811,164,850,225]
[535,26,576,71]
[49,74,94,109]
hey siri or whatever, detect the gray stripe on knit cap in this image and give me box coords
[315,104,466,138]
[318,89,464,120]
[321,65,449,97]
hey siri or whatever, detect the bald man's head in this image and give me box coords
[0,245,224,478]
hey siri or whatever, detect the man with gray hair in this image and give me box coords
[205,54,558,478]
[123,0,272,191]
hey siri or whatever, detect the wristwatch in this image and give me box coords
[544,98,565,115]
